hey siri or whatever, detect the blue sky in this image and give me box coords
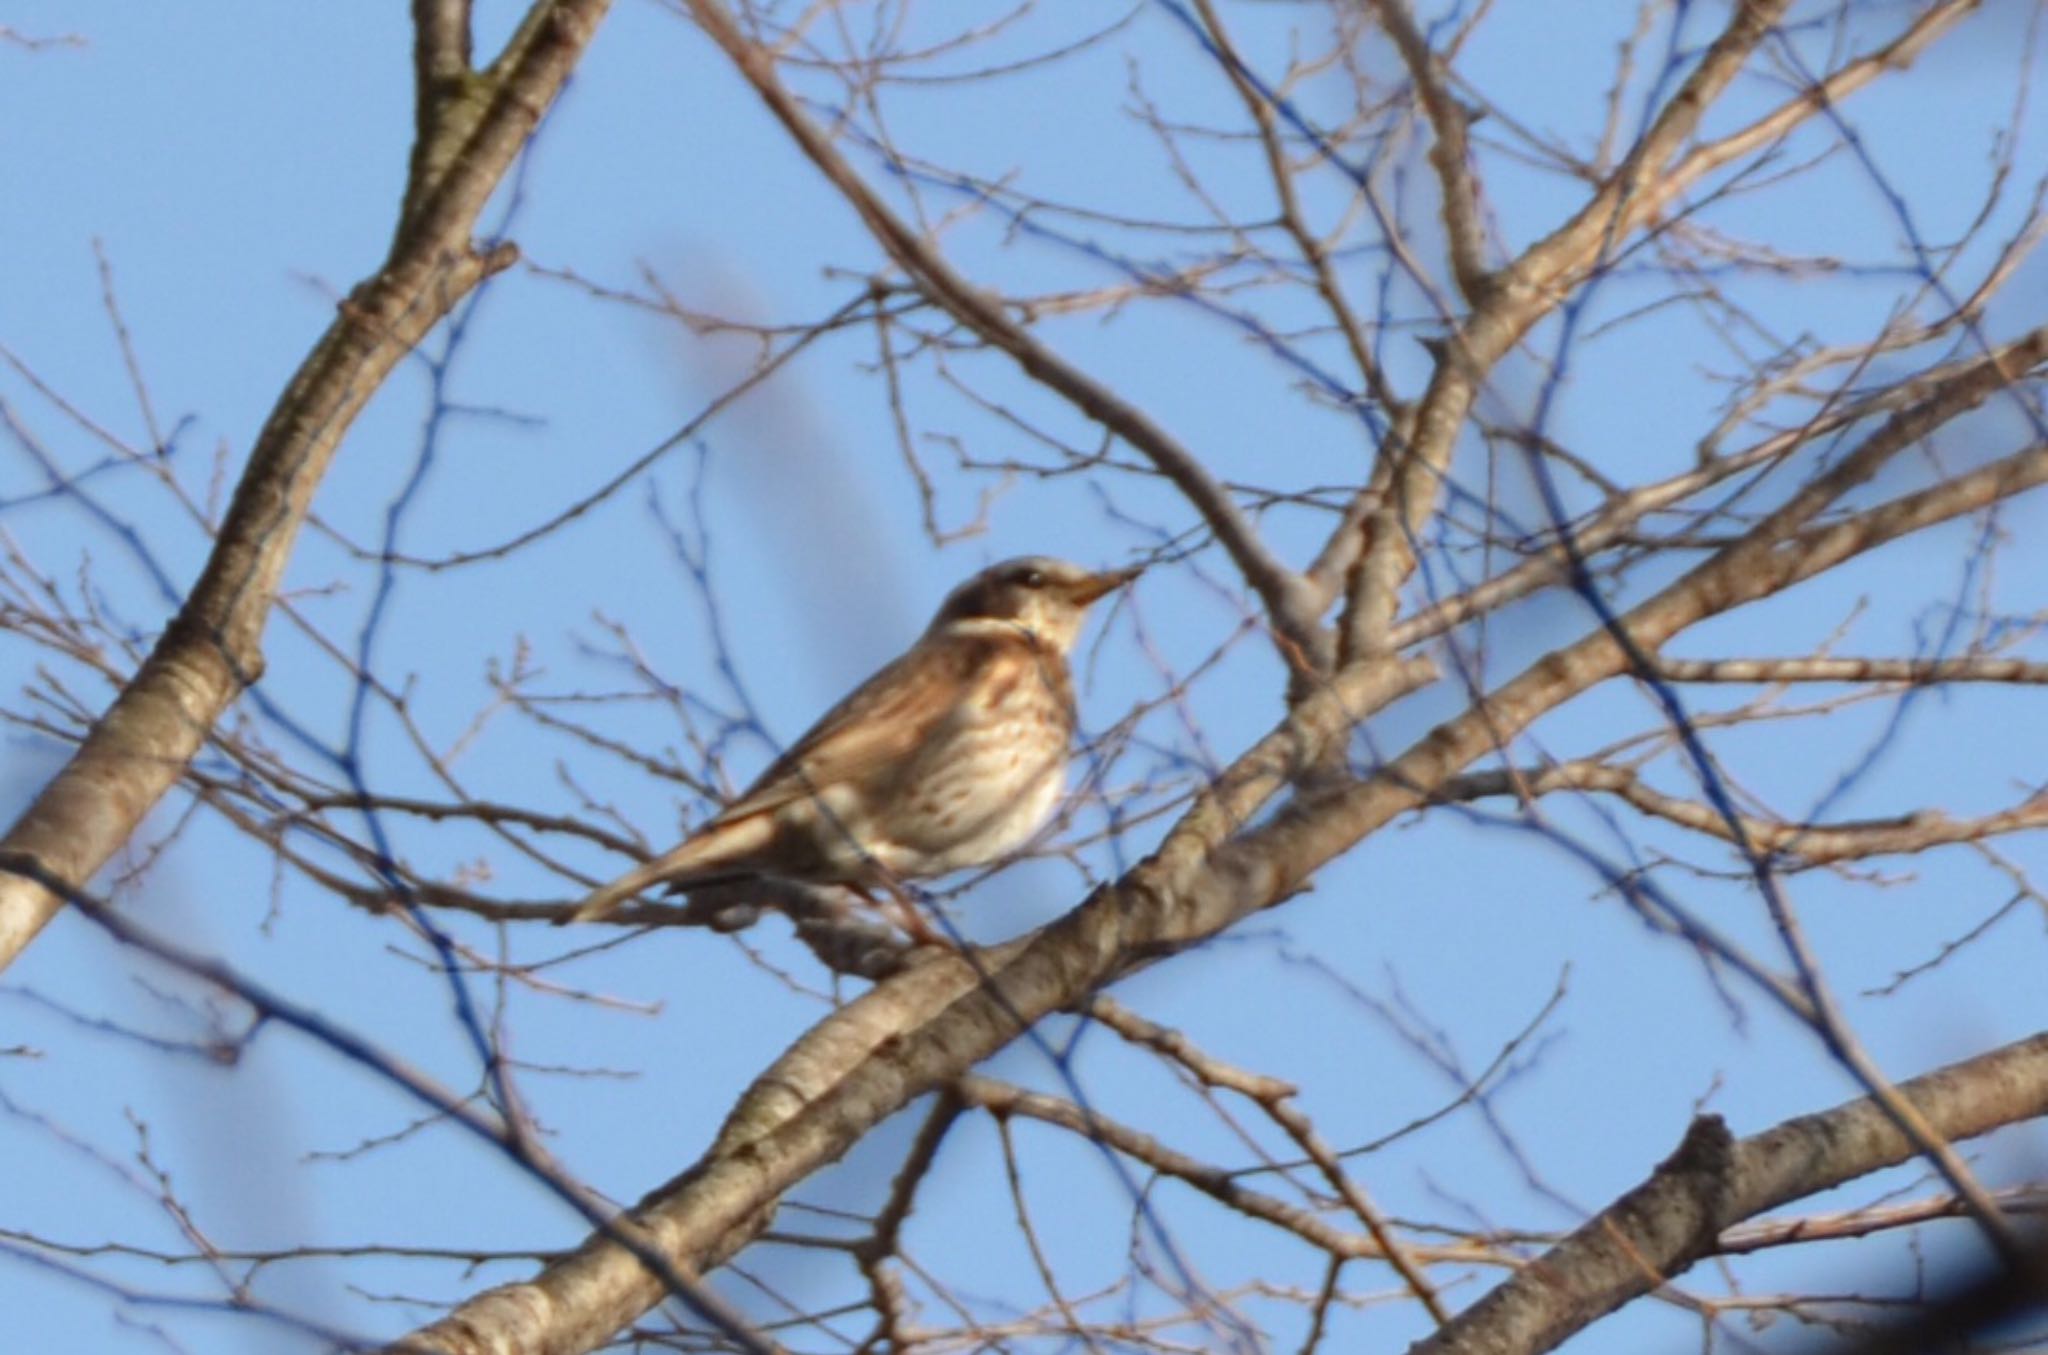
[3,2,2046,1351]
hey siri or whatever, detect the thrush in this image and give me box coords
[559,556,1139,928]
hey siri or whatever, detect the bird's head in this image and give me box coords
[929,556,1141,652]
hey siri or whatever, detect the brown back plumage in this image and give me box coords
[559,557,1133,927]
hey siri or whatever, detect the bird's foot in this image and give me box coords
[866,878,952,948]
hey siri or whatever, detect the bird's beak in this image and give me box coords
[1070,564,1144,606]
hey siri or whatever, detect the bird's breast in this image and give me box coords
[867,652,1075,876]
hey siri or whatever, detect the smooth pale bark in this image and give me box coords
[0,0,614,972]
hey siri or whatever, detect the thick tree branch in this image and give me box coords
[405,0,482,226]
[389,654,1439,1353]
[12,4,2044,1350]
[1656,656,2048,685]
[1244,387,2048,930]
[1409,1032,2048,1355]
[395,258,2048,1351]
[0,0,613,972]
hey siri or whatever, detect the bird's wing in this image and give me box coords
[559,642,979,924]
[557,629,1044,923]
[708,629,998,825]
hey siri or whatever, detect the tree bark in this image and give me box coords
[0,0,614,972]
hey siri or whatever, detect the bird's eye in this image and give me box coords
[1020,569,1046,588]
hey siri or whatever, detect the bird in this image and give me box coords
[559,556,1140,931]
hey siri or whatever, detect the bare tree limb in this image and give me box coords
[0,0,614,971]
[677,0,1324,664]
[1339,0,1804,658]
[1656,656,2048,685]
[388,654,1439,1353]
[17,4,2034,1350]
[1365,0,1491,302]
[1409,1031,2048,1355]
[1443,763,2048,867]
[0,852,780,1355]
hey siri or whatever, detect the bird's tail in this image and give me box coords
[554,816,771,925]
[557,860,669,925]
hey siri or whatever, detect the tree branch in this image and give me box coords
[395,286,2048,1350]
[390,653,1439,1352]
[1365,0,1491,302]
[1410,1032,2048,1355]
[0,0,614,973]
[677,0,1322,663]
[1442,763,2048,867]
[1656,656,2048,685]
[1338,0,1803,657]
